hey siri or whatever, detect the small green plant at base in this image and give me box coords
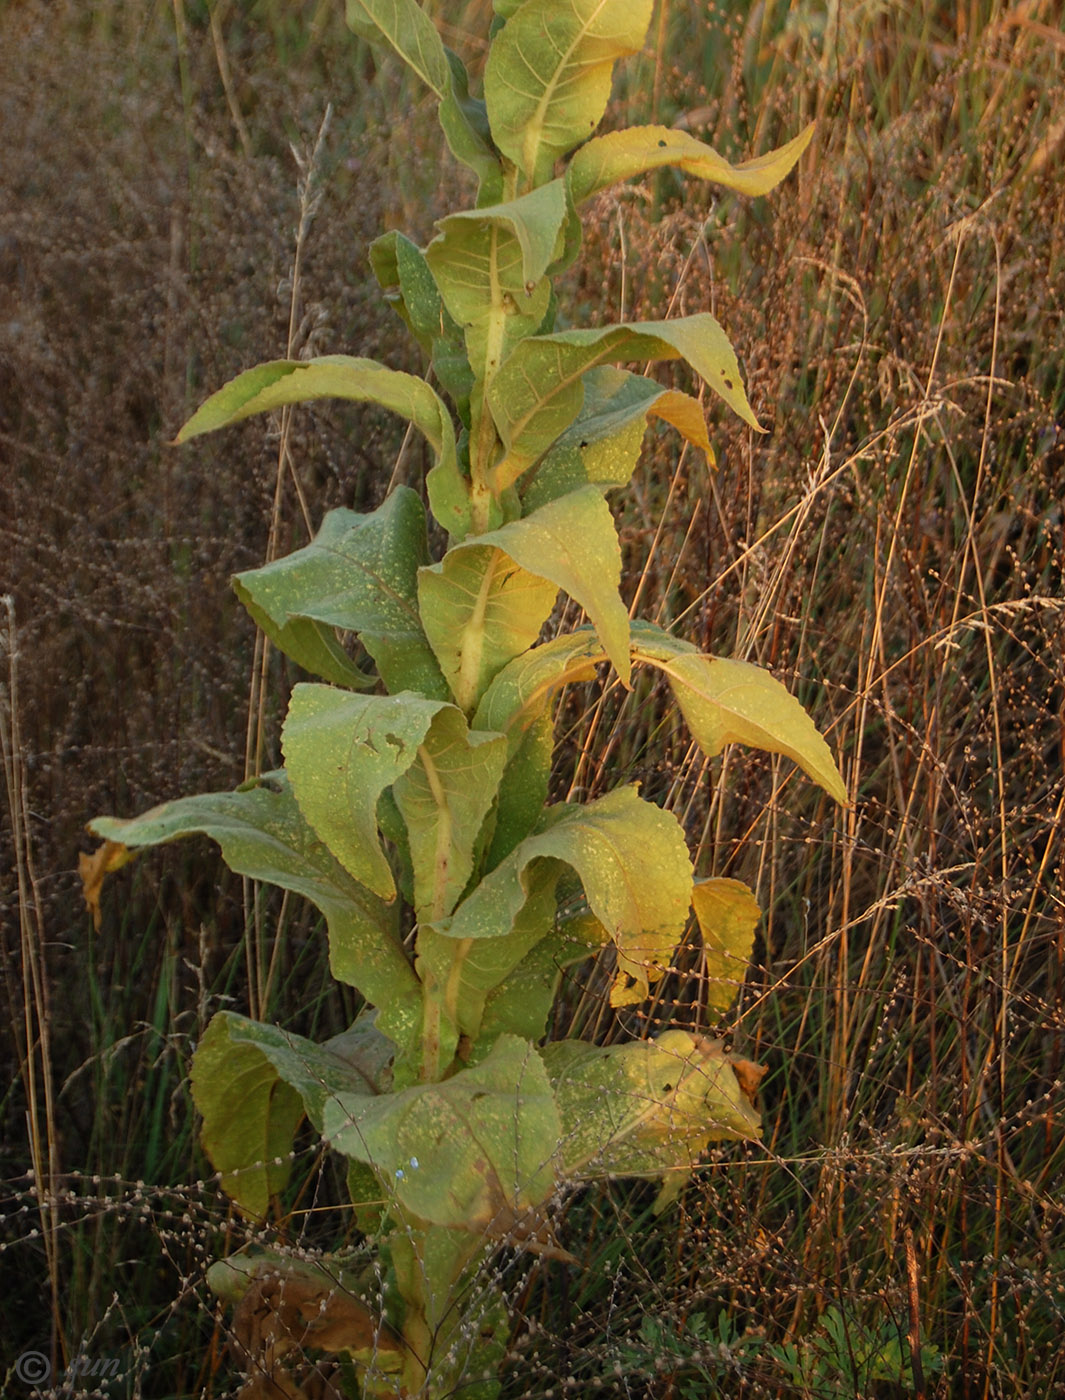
[87,2,844,1396]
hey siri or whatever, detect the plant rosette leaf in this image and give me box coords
[484,0,655,186]
[435,784,693,1008]
[541,1029,762,1209]
[488,314,761,493]
[324,1034,561,1236]
[190,1011,387,1218]
[691,877,762,1016]
[235,488,446,698]
[88,773,421,1051]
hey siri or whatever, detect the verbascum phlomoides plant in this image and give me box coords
[87,2,845,1395]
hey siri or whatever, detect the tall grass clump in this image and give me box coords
[3,1,1064,1397]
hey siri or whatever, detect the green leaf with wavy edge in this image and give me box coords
[416,863,561,1045]
[189,1014,304,1219]
[567,121,816,205]
[392,707,508,921]
[469,487,630,685]
[691,878,761,1016]
[417,545,560,715]
[436,784,692,1008]
[324,1034,561,1234]
[235,490,446,699]
[629,621,849,805]
[476,909,610,1049]
[476,622,848,805]
[425,180,567,379]
[282,685,455,900]
[89,774,421,1048]
[174,356,471,541]
[191,1011,387,1216]
[542,1029,761,1198]
[522,365,711,512]
[488,315,760,493]
[484,0,654,186]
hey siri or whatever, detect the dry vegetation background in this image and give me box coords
[2,0,1064,1396]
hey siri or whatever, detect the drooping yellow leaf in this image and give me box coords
[691,877,761,1015]
[567,122,815,205]
[78,840,133,930]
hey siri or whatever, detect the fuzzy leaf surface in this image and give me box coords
[425,181,567,377]
[89,775,419,1040]
[191,1012,390,1217]
[484,0,654,185]
[325,1034,561,1232]
[470,487,630,684]
[630,622,848,804]
[417,545,560,714]
[567,122,815,204]
[391,706,508,921]
[235,490,446,698]
[542,1030,761,1203]
[488,315,760,491]
[439,784,692,1007]
[281,685,453,900]
[691,878,761,1015]
[190,1013,305,1218]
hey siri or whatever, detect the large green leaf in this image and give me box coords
[630,621,849,804]
[281,685,453,899]
[438,785,692,1008]
[391,706,508,921]
[488,315,761,492]
[542,1029,761,1206]
[324,1034,561,1233]
[567,122,816,205]
[235,490,446,698]
[417,545,560,714]
[190,1011,386,1216]
[522,365,711,512]
[691,878,761,1016]
[425,180,567,377]
[174,355,471,541]
[415,863,561,1044]
[484,0,654,186]
[89,774,421,1045]
[470,487,631,685]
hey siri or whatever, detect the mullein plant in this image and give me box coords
[87,2,845,1395]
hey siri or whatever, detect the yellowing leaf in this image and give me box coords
[567,122,815,205]
[691,877,761,1015]
[78,839,133,931]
